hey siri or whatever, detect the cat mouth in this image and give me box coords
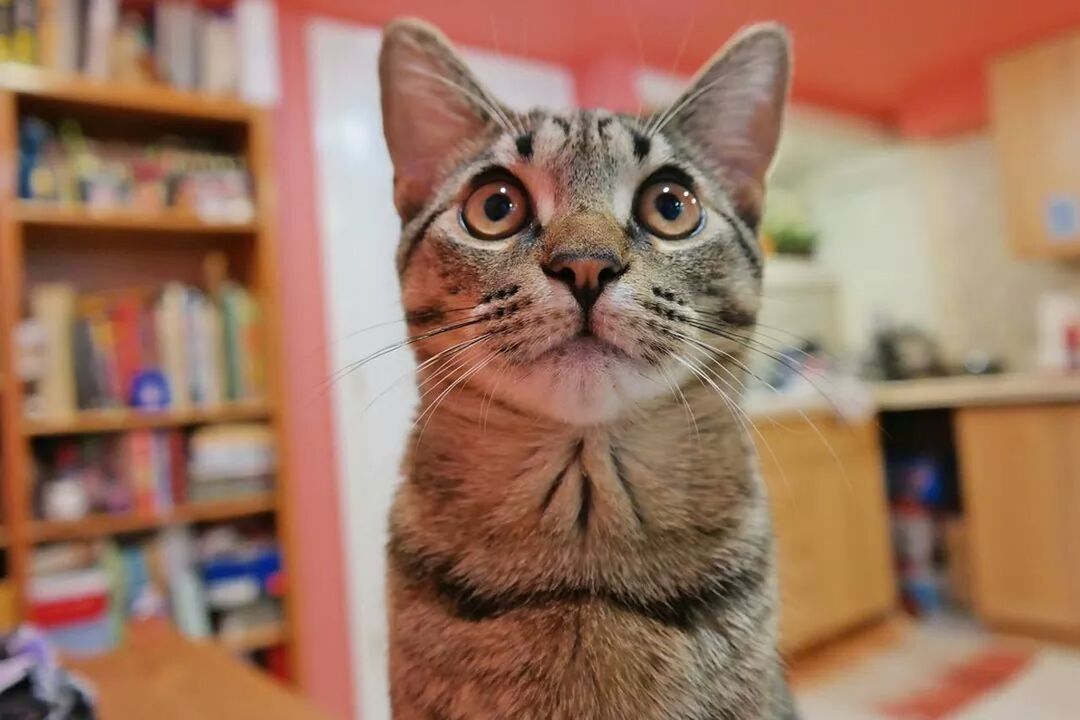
[539,333,627,362]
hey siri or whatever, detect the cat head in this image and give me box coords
[379,19,790,425]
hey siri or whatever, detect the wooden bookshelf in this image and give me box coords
[0,64,252,124]
[0,71,300,680]
[23,402,271,437]
[28,494,277,543]
[15,202,261,235]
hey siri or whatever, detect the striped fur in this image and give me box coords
[379,18,795,719]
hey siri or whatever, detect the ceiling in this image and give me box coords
[289,0,1080,135]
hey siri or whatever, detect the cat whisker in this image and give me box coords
[322,304,484,354]
[321,316,488,392]
[414,351,500,444]
[657,362,701,448]
[672,347,791,497]
[678,323,851,491]
[363,334,493,413]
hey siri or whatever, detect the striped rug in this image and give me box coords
[795,621,1080,719]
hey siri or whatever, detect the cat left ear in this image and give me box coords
[660,24,791,227]
[380,18,508,221]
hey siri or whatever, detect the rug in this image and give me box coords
[795,620,1080,719]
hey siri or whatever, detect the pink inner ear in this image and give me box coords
[664,29,790,196]
[381,52,495,217]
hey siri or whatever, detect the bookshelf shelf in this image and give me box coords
[216,624,288,654]
[15,203,261,235]
[28,494,277,543]
[0,63,251,125]
[23,403,271,437]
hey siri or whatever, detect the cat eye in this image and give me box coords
[460,176,532,240]
[635,178,704,240]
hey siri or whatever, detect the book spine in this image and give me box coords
[127,431,155,517]
[10,0,35,63]
[0,0,13,63]
[169,430,188,505]
[153,431,173,514]
[32,284,78,417]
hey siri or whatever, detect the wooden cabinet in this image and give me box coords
[756,414,896,655]
[955,405,1080,637]
[990,32,1080,259]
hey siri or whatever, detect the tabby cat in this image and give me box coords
[379,17,795,720]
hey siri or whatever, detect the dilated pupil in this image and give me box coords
[484,192,514,222]
[656,192,683,222]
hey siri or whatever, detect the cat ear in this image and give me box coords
[380,19,508,220]
[661,24,791,225]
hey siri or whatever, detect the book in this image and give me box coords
[84,0,119,78]
[31,284,78,417]
[0,0,12,62]
[10,0,35,63]
[153,431,174,514]
[158,0,198,90]
[198,10,238,95]
[51,0,81,72]
[110,292,145,405]
[125,431,156,517]
[156,282,191,409]
[221,283,264,401]
[72,316,102,410]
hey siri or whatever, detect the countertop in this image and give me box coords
[873,372,1080,411]
[742,372,1080,420]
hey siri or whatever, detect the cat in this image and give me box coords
[378,17,795,720]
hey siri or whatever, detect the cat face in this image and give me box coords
[380,20,790,424]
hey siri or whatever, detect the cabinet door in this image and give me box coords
[990,32,1080,259]
[956,405,1080,633]
[758,415,896,655]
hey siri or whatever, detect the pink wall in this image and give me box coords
[273,5,357,718]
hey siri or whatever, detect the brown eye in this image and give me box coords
[461,178,531,240]
[635,179,703,240]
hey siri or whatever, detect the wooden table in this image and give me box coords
[64,624,331,720]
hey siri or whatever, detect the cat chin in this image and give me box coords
[480,356,675,426]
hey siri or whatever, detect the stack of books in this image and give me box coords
[187,423,276,502]
[27,528,287,671]
[24,274,264,419]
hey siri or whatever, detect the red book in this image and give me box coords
[169,430,189,505]
[28,594,109,628]
[126,431,156,517]
[111,295,143,405]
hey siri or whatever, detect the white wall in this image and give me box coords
[307,20,574,719]
[801,147,941,358]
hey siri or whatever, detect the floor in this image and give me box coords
[791,616,1080,719]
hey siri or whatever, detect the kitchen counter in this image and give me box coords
[873,372,1080,411]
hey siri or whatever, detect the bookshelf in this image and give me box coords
[0,69,300,681]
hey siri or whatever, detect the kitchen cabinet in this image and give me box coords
[955,404,1080,637]
[756,413,896,655]
[990,32,1080,259]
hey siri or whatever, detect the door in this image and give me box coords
[956,404,1080,633]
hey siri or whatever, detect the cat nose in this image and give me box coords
[543,252,626,312]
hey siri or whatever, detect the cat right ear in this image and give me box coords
[660,24,791,228]
[380,19,506,221]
